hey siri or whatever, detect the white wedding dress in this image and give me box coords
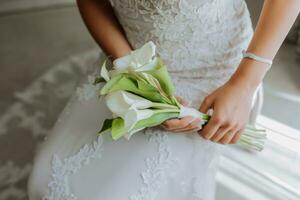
[28,0,259,199]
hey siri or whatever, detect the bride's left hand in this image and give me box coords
[198,79,255,144]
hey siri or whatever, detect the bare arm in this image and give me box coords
[198,0,300,144]
[230,0,300,90]
[77,0,132,60]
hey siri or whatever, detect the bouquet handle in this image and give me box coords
[178,106,266,151]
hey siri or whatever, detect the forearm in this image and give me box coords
[77,0,132,60]
[230,0,300,91]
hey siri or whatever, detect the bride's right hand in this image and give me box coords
[160,96,202,133]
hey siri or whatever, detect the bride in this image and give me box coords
[28,0,300,199]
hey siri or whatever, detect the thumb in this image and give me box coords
[199,95,213,114]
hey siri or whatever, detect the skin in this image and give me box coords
[77,0,300,144]
[77,0,132,59]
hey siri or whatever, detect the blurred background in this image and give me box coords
[0,0,299,200]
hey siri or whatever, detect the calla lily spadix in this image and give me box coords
[95,41,267,151]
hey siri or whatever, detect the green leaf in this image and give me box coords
[135,79,166,102]
[110,112,180,140]
[146,58,175,96]
[100,74,123,95]
[101,74,167,103]
[98,118,114,134]
[107,76,139,93]
[113,112,179,139]
[111,118,126,140]
[134,112,179,130]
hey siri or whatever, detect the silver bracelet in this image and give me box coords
[242,50,273,65]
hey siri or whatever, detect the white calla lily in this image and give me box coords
[113,41,157,72]
[105,91,154,132]
[105,91,153,118]
[124,107,153,131]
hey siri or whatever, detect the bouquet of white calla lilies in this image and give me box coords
[95,41,267,151]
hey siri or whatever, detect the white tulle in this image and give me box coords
[28,0,254,200]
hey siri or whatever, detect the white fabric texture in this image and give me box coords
[28,0,255,199]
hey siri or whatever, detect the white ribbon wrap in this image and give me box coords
[178,106,207,130]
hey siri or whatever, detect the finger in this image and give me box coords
[163,116,195,131]
[160,124,168,129]
[199,96,213,114]
[161,119,181,130]
[176,127,200,133]
[210,125,231,142]
[219,130,237,144]
[162,117,179,126]
[229,131,241,144]
[176,96,188,106]
[174,118,202,132]
[198,115,222,140]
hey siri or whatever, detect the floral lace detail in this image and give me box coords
[130,130,178,200]
[110,0,253,78]
[76,76,101,102]
[43,136,103,200]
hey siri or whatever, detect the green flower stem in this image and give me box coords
[238,140,264,151]
[242,134,265,142]
[243,130,267,139]
[238,138,264,151]
[152,108,180,115]
[171,96,182,108]
[198,113,211,121]
[151,102,179,109]
[246,124,266,132]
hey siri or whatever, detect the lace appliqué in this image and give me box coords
[130,130,177,200]
[76,76,101,102]
[43,136,103,200]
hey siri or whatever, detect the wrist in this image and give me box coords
[228,58,268,92]
[111,48,132,60]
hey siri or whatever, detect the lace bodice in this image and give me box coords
[110,0,253,79]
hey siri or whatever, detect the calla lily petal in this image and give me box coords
[113,41,156,70]
[137,57,159,72]
[105,91,153,117]
[122,91,153,109]
[124,107,154,131]
[100,60,110,82]
[113,54,132,70]
[105,91,130,118]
